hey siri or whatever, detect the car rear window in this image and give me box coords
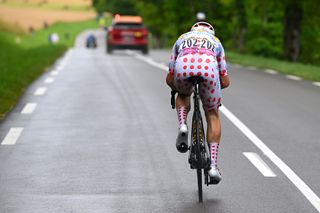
[113,23,144,30]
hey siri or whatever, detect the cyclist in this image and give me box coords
[166,21,230,184]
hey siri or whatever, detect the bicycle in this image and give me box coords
[171,76,217,203]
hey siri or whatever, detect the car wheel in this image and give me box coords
[142,46,148,55]
[107,44,113,54]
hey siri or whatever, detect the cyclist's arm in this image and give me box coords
[166,73,177,91]
[166,42,178,91]
[217,41,230,89]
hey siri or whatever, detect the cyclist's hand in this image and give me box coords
[220,75,230,89]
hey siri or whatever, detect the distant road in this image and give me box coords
[0,30,319,212]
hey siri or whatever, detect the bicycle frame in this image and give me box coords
[170,76,212,203]
[188,77,211,203]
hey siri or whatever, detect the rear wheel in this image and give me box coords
[196,112,203,203]
[142,46,149,54]
[197,168,203,203]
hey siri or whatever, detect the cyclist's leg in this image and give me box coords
[206,109,221,143]
[206,109,221,167]
[205,109,222,183]
[173,61,193,153]
[198,60,222,182]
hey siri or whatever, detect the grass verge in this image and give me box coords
[0,19,99,119]
[227,51,320,82]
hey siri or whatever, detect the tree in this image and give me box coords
[283,0,302,61]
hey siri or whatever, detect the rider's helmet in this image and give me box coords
[191,21,215,35]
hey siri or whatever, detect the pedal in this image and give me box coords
[208,177,221,185]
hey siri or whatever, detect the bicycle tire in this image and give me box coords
[197,168,203,203]
[196,111,204,203]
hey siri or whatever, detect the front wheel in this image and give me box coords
[197,168,203,203]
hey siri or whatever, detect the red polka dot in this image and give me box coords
[183,65,187,70]
[191,58,195,63]
[211,89,215,94]
[214,82,217,86]
[206,59,211,63]
[177,73,181,77]
[183,58,188,62]
[217,57,221,62]
[210,81,213,85]
[211,74,214,78]
[197,65,202,69]
[204,73,208,77]
[197,72,202,76]
[190,72,194,76]
[204,66,209,70]
[218,65,221,68]
[198,58,203,63]
[183,72,187,76]
[207,98,211,102]
[213,98,216,102]
[190,65,194,69]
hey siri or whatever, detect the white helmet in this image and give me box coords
[191,21,215,35]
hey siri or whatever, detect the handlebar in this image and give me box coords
[171,90,177,109]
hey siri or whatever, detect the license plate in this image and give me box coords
[123,36,133,42]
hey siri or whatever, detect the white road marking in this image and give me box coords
[44,77,55,84]
[243,152,276,177]
[220,105,320,212]
[56,66,63,71]
[34,87,47,96]
[232,64,242,68]
[313,82,320,87]
[286,75,302,81]
[1,128,24,145]
[265,69,278,74]
[51,70,59,76]
[128,51,320,212]
[248,66,257,70]
[21,103,37,114]
[135,54,168,70]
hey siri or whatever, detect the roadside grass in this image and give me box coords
[227,51,320,82]
[0,19,99,119]
[0,1,92,11]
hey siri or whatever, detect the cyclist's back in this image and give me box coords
[168,26,227,112]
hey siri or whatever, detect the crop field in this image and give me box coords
[0,0,95,31]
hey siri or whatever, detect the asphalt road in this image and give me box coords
[0,29,319,213]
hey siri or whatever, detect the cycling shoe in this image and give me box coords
[176,124,188,153]
[208,167,222,184]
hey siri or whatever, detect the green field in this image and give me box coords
[0,19,98,118]
[227,51,320,82]
[0,1,92,11]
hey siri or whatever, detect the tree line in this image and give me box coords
[92,0,319,65]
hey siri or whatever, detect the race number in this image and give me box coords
[181,38,215,51]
